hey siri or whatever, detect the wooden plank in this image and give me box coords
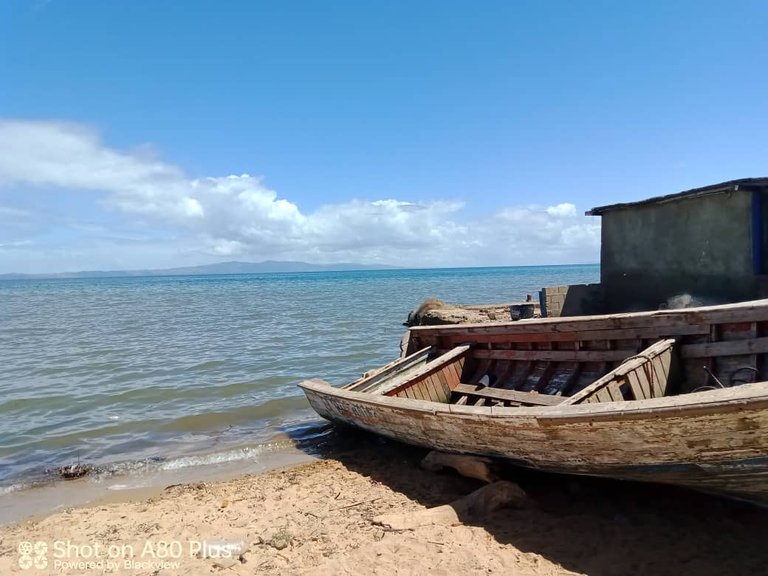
[455,357,467,384]
[636,363,652,398]
[300,373,768,424]
[432,372,452,401]
[347,346,432,391]
[649,354,667,396]
[379,345,471,396]
[606,382,622,402]
[680,336,768,358]
[445,362,461,389]
[452,383,564,406]
[719,321,756,336]
[440,324,708,345]
[415,380,432,401]
[595,387,615,403]
[626,370,649,400]
[421,375,440,402]
[432,371,450,400]
[410,300,768,337]
[472,348,637,362]
[657,347,671,382]
[421,375,436,401]
[441,362,455,388]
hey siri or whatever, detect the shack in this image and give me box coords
[541,177,768,316]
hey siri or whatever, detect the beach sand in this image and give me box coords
[2,435,768,576]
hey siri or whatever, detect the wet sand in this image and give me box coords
[2,434,768,576]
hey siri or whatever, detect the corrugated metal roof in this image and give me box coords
[587,177,768,216]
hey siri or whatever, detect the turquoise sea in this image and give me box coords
[0,265,599,509]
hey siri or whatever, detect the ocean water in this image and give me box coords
[0,265,598,497]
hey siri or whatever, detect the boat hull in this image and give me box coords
[300,379,768,504]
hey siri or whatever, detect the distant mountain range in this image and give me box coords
[0,260,399,280]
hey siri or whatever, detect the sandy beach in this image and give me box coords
[2,433,768,576]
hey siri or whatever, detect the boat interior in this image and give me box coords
[342,313,768,407]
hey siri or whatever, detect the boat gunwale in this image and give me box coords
[298,379,768,423]
[406,297,768,334]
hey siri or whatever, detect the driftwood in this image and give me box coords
[372,480,527,531]
[420,451,499,483]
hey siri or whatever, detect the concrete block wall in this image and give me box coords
[540,285,568,318]
[540,284,604,317]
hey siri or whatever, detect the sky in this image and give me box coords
[1,1,767,273]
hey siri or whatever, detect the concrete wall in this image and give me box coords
[599,191,762,311]
[540,284,604,317]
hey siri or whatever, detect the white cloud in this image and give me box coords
[0,119,600,270]
[546,203,577,217]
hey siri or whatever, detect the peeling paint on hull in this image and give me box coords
[300,381,768,504]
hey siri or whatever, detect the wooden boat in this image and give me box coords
[299,299,768,504]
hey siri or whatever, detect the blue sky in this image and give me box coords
[1,1,767,272]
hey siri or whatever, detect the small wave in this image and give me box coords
[0,483,26,496]
[107,483,140,491]
[190,360,226,371]
[95,442,294,478]
[158,446,266,471]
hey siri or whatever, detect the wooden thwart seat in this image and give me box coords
[452,383,564,406]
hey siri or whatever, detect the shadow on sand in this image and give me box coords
[288,423,768,576]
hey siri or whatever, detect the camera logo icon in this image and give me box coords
[17,541,48,570]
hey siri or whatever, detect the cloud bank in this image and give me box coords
[0,120,600,272]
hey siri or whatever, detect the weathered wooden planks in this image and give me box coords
[562,339,676,405]
[471,348,637,362]
[436,324,709,346]
[681,336,768,358]
[452,383,564,406]
[299,377,768,504]
[381,345,469,402]
[408,298,768,342]
[377,345,469,396]
[403,299,768,398]
[345,347,432,392]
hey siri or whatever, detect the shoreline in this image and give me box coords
[0,432,322,526]
[3,434,768,575]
